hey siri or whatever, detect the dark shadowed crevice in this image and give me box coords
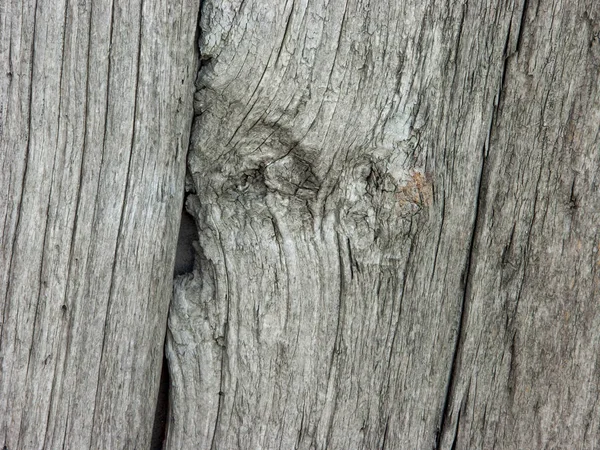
[174,206,197,277]
[150,201,199,449]
[515,0,529,54]
[150,351,170,450]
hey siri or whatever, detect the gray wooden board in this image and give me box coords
[168,0,600,449]
[0,0,199,448]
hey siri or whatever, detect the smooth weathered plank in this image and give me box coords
[168,0,600,449]
[0,0,199,447]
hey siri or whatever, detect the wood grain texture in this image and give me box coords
[438,2,600,447]
[0,0,199,448]
[168,0,600,449]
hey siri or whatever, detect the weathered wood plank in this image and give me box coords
[170,0,507,448]
[438,2,600,448]
[168,0,600,448]
[0,0,199,447]
[3,0,598,448]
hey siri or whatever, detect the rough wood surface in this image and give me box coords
[168,0,600,448]
[0,0,199,448]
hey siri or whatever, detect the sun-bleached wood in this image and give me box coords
[3,0,599,448]
[168,0,600,449]
[0,0,199,448]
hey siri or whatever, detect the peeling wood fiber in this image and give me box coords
[169,0,600,449]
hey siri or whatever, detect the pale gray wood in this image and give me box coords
[167,0,600,449]
[0,0,199,448]
[3,0,598,448]
[438,3,600,448]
